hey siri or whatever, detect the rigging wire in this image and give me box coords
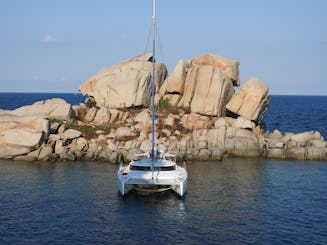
[143,23,152,57]
[141,12,167,142]
[156,25,166,65]
[154,24,167,140]
[139,23,153,73]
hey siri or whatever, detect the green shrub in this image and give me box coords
[66,121,96,133]
[85,98,96,108]
[158,97,170,111]
[66,121,97,140]
[185,106,191,114]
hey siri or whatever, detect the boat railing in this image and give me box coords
[133,151,177,162]
[183,161,187,169]
[134,152,150,161]
[163,152,176,162]
[118,162,125,173]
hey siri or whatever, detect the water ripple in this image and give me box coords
[0,159,327,244]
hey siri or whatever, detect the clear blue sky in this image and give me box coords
[1,0,326,95]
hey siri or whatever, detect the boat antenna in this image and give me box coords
[151,0,156,167]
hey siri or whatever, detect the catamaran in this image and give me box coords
[117,0,188,197]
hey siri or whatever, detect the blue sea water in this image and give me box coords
[0,159,326,244]
[0,93,327,244]
[0,92,86,111]
[264,95,327,139]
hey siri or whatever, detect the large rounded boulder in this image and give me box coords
[80,53,167,109]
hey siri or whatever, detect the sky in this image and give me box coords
[0,0,326,95]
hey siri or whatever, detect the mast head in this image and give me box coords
[152,0,156,18]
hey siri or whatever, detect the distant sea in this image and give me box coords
[0,92,86,111]
[0,93,326,139]
[264,95,327,139]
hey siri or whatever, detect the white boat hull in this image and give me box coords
[117,161,188,197]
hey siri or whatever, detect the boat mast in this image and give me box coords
[151,0,156,166]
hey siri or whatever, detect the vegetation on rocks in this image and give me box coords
[158,97,170,111]
[85,97,97,108]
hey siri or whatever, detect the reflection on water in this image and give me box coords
[1,158,327,244]
[122,190,186,218]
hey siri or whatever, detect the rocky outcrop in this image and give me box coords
[165,60,189,94]
[0,54,325,163]
[0,99,73,159]
[158,54,238,116]
[0,145,32,159]
[93,108,110,126]
[265,130,327,160]
[226,77,269,122]
[80,53,268,121]
[0,116,49,159]
[0,103,326,162]
[191,67,234,116]
[2,128,43,148]
[191,54,240,86]
[80,53,168,109]
[8,98,74,121]
[181,113,211,130]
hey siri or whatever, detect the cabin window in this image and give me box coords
[157,166,176,171]
[130,166,176,171]
[130,166,151,171]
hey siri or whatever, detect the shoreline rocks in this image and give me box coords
[0,53,326,163]
[1,102,326,162]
